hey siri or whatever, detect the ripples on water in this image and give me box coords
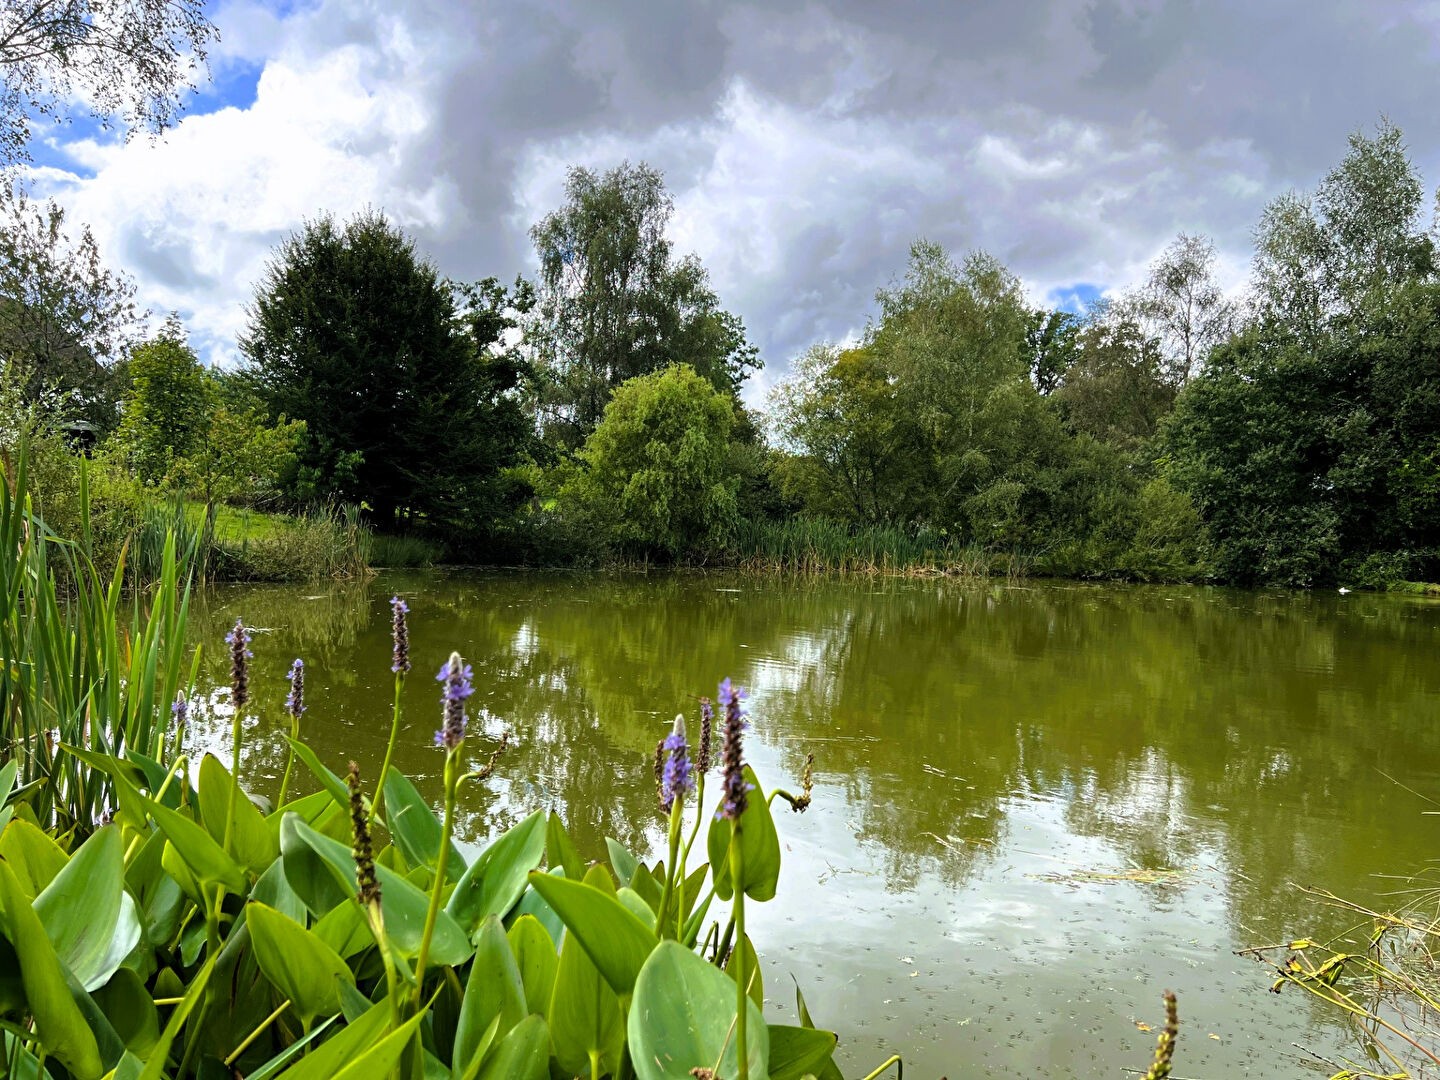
[181,571,1440,1076]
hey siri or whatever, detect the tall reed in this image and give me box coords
[731,516,1020,577]
[0,445,199,832]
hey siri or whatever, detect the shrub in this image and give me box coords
[558,364,739,560]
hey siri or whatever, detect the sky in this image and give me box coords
[23,0,1440,403]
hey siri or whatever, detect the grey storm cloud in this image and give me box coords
[38,0,1440,391]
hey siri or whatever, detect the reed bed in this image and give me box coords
[369,531,445,568]
[730,516,1031,578]
[208,502,371,581]
[131,499,371,583]
[0,448,198,832]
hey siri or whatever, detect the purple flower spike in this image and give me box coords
[225,619,252,711]
[171,692,189,727]
[715,677,751,821]
[697,697,714,774]
[284,659,306,718]
[434,651,473,751]
[660,714,695,812]
[390,596,411,674]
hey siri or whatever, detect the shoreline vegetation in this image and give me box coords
[28,475,1440,593]
[6,123,1440,596]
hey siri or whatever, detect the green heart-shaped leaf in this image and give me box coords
[544,812,584,882]
[453,915,527,1076]
[382,766,464,883]
[527,871,657,998]
[474,1014,549,1080]
[506,914,558,1019]
[0,859,103,1080]
[547,865,624,1077]
[706,766,781,902]
[606,838,639,885]
[768,1023,839,1080]
[34,826,140,991]
[445,810,546,936]
[273,999,415,1080]
[628,940,768,1080]
[281,814,470,964]
[247,901,354,1026]
[92,969,160,1057]
[198,754,279,874]
[0,817,69,897]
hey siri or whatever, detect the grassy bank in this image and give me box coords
[130,499,371,583]
[369,530,445,568]
[1389,580,1440,596]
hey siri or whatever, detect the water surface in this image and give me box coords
[183,572,1440,1077]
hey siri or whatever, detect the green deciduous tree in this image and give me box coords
[528,162,758,448]
[115,319,306,506]
[0,189,140,430]
[0,0,218,167]
[1026,308,1083,396]
[764,240,1211,578]
[1164,122,1440,586]
[115,319,206,483]
[1252,119,1434,342]
[1165,280,1440,586]
[171,400,305,508]
[1132,233,1235,385]
[559,363,738,558]
[1055,304,1176,448]
[240,211,530,540]
[767,343,933,525]
[868,241,1063,540]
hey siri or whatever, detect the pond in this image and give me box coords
[180,571,1440,1077]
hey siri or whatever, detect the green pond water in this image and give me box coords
[182,571,1440,1077]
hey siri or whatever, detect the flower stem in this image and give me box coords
[855,1054,904,1080]
[224,999,291,1066]
[656,796,684,938]
[373,670,405,825]
[277,716,298,808]
[729,821,748,1080]
[680,773,706,874]
[223,705,241,854]
[363,899,403,1036]
[412,748,457,1010]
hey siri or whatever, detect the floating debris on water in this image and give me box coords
[1030,865,1197,888]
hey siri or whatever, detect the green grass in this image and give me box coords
[191,502,291,542]
[132,499,372,583]
[208,503,371,582]
[1388,580,1440,596]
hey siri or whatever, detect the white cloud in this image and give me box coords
[14,0,1438,393]
[26,10,450,366]
[512,76,1273,405]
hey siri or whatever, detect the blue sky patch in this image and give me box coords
[1047,282,1104,314]
[25,112,109,180]
[21,53,261,181]
[192,58,263,115]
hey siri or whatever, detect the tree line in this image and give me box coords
[3,121,1438,587]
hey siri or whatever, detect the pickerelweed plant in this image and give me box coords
[0,453,1184,1080]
